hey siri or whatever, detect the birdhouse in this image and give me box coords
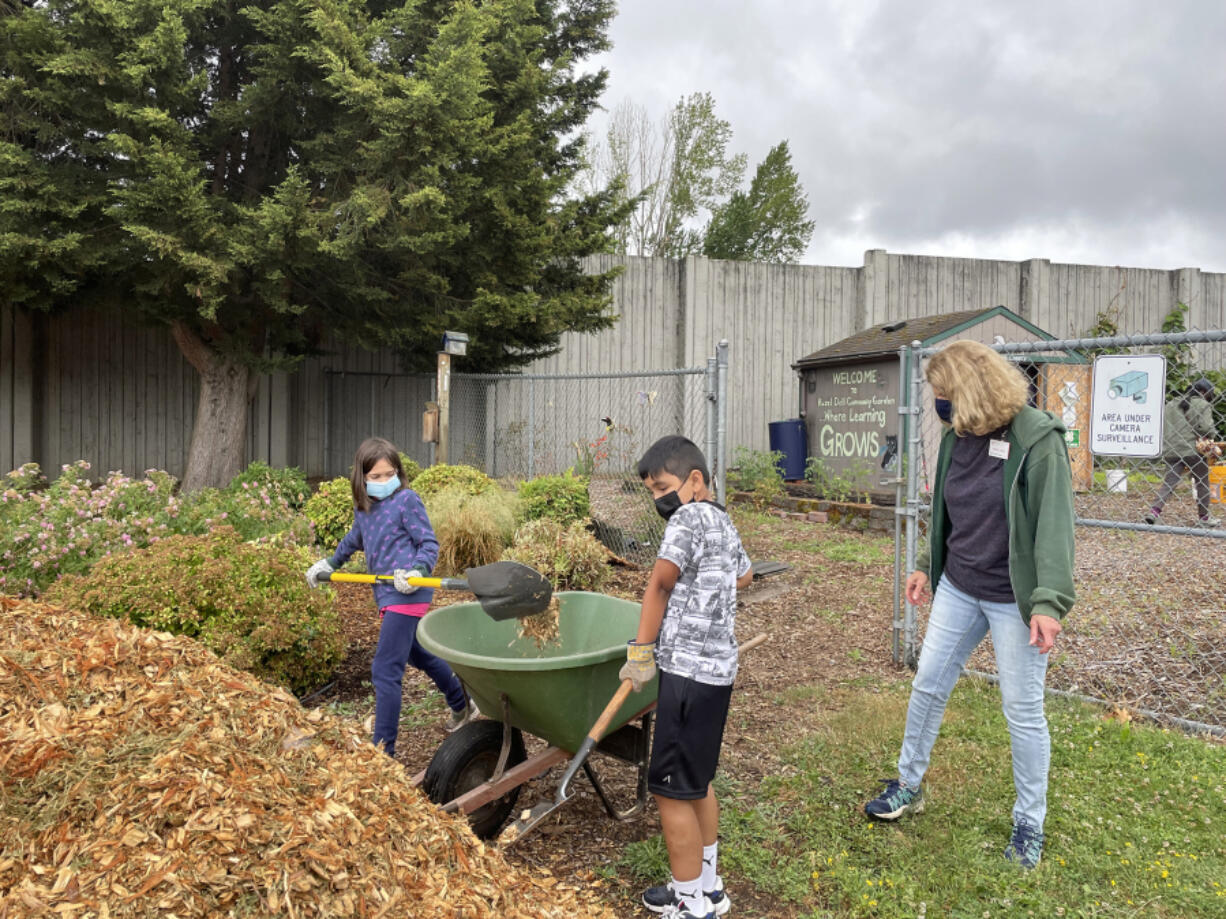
[441,330,469,356]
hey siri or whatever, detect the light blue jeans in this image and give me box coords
[898,577,1051,829]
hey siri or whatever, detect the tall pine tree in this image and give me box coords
[0,0,628,489]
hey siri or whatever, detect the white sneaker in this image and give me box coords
[444,700,480,732]
[1197,515,1222,529]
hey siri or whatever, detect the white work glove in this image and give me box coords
[305,558,334,589]
[619,640,657,692]
[393,567,428,594]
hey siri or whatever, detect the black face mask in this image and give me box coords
[654,489,684,520]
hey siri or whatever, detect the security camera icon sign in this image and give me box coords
[1107,371,1149,404]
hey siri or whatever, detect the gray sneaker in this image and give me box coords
[1197,515,1222,528]
[445,700,480,732]
[864,778,924,820]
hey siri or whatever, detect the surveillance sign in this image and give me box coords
[1089,354,1166,457]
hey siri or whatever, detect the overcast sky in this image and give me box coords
[586,0,1226,272]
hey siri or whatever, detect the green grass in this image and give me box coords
[620,679,1226,918]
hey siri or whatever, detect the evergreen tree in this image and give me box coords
[0,0,627,490]
[703,141,814,263]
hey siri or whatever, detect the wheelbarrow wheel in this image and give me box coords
[423,719,527,839]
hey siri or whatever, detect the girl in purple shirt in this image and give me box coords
[306,437,476,756]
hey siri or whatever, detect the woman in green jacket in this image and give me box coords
[1145,378,1220,528]
[863,339,1075,870]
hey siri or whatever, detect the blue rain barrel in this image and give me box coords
[768,419,808,480]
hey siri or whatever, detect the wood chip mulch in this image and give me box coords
[0,597,620,919]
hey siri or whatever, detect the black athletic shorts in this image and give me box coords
[647,670,733,800]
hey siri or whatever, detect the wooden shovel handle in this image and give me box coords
[588,633,768,745]
[587,679,634,744]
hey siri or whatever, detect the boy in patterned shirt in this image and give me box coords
[621,436,753,919]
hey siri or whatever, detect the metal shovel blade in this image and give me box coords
[464,560,552,621]
[501,796,568,846]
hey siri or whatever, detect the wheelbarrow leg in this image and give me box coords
[583,710,653,821]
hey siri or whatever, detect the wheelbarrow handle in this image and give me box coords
[319,572,469,590]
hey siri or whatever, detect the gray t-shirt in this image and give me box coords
[942,431,1014,602]
[655,501,752,686]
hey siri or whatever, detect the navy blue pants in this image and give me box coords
[371,612,466,757]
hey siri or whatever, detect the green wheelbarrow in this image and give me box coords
[412,591,766,845]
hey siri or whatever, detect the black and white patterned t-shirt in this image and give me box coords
[655,501,752,686]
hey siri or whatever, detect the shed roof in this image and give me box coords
[792,306,1054,369]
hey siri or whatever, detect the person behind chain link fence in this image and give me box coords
[621,435,752,919]
[1145,377,1221,528]
[305,437,477,756]
[863,339,1075,870]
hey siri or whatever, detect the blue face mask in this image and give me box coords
[934,398,953,424]
[365,476,400,500]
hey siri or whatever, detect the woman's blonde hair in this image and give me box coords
[926,339,1030,436]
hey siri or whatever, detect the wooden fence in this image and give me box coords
[3,250,1224,479]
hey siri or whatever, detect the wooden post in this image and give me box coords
[436,352,451,465]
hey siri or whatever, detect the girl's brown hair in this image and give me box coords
[350,437,406,512]
[925,339,1030,436]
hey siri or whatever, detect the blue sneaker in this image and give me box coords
[642,877,730,916]
[864,778,924,820]
[1004,820,1044,869]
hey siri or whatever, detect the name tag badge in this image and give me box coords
[989,439,1010,460]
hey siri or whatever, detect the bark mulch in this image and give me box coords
[0,597,622,919]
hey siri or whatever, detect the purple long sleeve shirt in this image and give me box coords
[328,487,440,608]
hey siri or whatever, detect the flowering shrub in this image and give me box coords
[1,462,181,596]
[0,461,310,597]
[45,527,344,693]
[227,461,311,510]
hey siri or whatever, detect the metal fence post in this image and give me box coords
[892,345,910,664]
[903,341,924,669]
[706,355,718,485]
[527,378,536,478]
[715,340,729,503]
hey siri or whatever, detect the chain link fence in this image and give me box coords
[896,329,1226,734]
[323,344,729,564]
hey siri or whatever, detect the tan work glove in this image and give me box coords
[619,640,657,692]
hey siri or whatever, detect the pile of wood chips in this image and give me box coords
[0,597,617,918]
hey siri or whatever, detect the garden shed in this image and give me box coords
[792,306,1091,498]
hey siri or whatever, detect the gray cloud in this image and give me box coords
[590,0,1226,270]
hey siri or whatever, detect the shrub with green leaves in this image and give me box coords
[45,527,344,693]
[398,453,423,485]
[503,518,609,592]
[517,471,590,526]
[411,463,496,498]
[423,486,518,576]
[304,477,355,549]
[226,461,311,510]
[728,446,784,506]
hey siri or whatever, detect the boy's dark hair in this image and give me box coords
[350,436,406,512]
[637,435,710,485]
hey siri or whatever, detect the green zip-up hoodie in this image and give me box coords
[918,405,1076,625]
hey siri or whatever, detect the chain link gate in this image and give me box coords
[894,329,1226,734]
[324,343,730,565]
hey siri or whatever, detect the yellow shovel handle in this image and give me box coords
[325,572,443,588]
